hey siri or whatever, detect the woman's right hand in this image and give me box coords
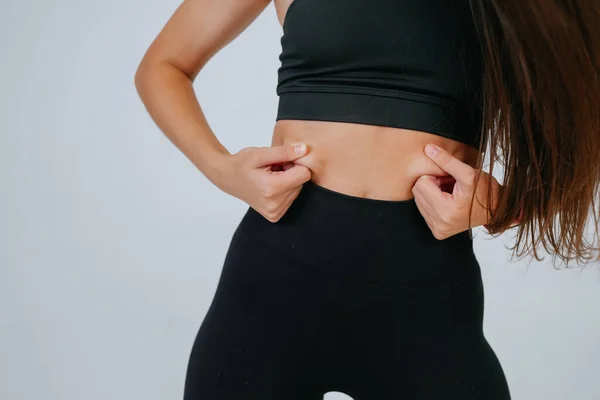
[218,143,312,222]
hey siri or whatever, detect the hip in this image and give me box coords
[236,178,479,284]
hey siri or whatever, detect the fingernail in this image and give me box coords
[293,143,307,155]
[425,144,440,157]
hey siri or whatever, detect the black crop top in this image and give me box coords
[276,0,484,149]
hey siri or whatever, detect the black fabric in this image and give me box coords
[276,0,484,149]
[183,181,511,399]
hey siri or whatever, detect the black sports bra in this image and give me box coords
[275,0,484,149]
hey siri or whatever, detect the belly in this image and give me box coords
[271,120,481,201]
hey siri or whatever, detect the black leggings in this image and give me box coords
[183,180,511,399]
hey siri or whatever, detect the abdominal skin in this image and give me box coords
[271,119,480,201]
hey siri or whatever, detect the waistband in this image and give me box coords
[238,180,478,283]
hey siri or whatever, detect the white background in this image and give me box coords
[2,1,599,399]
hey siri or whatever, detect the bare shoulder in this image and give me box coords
[138,0,273,80]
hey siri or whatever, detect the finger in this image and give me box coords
[412,177,455,238]
[251,143,308,167]
[424,144,476,186]
[271,164,312,193]
[412,175,445,206]
[414,175,457,221]
[261,184,302,222]
[273,184,303,216]
[413,193,434,227]
[412,187,442,236]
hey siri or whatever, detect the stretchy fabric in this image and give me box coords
[276,0,484,149]
[184,181,511,399]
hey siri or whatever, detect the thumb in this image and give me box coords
[424,144,475,186]
[251,143,308,167]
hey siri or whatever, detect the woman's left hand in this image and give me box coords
[411,143,501,240]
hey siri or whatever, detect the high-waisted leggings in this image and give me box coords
[183,180,511,399]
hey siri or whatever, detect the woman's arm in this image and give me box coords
[134,0,272,187]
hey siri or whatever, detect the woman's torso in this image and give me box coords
[272,0,482,201]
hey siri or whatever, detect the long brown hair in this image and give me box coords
[468,0,600,267]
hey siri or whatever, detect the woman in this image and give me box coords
[135,0,600,398]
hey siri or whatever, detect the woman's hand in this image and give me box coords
[411,144,501,240]
[218,143,312,222]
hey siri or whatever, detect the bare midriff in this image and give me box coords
[271,119,481,201]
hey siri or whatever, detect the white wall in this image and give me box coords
[1,1,599,399]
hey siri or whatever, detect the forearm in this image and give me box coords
[135,61,231,186]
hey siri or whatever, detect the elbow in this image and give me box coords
[134,61,151,97]
[134,49,162,95]
[134,60,162,102]
[134,59,192,95]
